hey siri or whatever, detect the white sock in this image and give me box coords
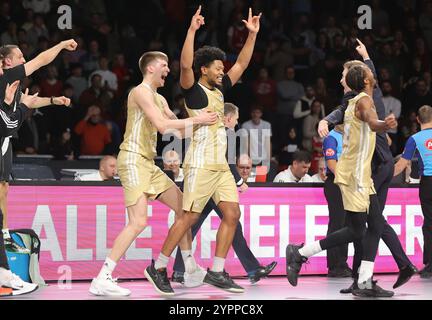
[298,241,322,258]
[181,250,191,261]
[97,257,116,279]
[358,260,374,284]
[211,257,225,272]
[2,229,10,240]
[154,253,170,270]
[182,250,198,273]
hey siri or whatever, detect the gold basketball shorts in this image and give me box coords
[337,182,376,213]
[182,168,239,213]
[117,150,174,207]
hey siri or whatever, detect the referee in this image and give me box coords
[394,105,432,278]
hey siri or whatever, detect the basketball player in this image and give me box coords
[144,6,262,294]
[89,51,217,296]
[0,40,76,253]
[171,103,277,285]
[394,105,432,278]
[318,39,416,292]
[286,64,397,297]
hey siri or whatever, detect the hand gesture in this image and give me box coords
[196,110,218,125]
[53,96,71,107]
[242,8,262,34]
[355,38,369,60]
[317,119,330,138]
[190,5,205,31]
[4,81,19,105]
[384,113,397,130]
[62,39,78,51]
[20,88,39,108]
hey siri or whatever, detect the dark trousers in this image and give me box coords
[173,199,260,275]
[351,160,411,275]
[0,209,9,270]
[320,195,385,264]
[324,174,349,270]
[420,176,432,265]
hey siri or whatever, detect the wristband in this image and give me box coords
[50,96,54,104]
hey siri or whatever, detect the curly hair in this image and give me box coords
[193,46,226,75]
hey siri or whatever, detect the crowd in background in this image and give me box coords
[1,0,431,177]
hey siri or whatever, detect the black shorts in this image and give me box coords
[0,142,12,182]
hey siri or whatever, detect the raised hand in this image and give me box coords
[317,119,330,138]
[189,5,205,31]
[355,38,369,60]
[4,81,19,105]
[53,96,71,107]
[62,39,78,51]
[242,7,262,34]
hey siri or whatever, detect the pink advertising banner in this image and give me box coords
[7,186,424,281]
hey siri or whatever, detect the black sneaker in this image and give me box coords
[249,261,277,284]
[285,244,308,286]
[204,269,244,293]
[4,238,30,254]
[144,260,175,296]
[171,271,185,284]
[340,279,358,294]
[393,264,417,288]
[352,278,394,298]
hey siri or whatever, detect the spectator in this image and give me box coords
[79,73,112,113]
[22,0,50,14]
[236,154,254,183]
[264,37,294,81]
[302,99,323,152]
[76,156,117,181]
[278,127,300,169]
[66,64,87,104]
[39,65,63,98]
[111,53,131,97]
[241,106,272,166]
[89,56,118,93]
[26,14,49,49]
[74,105,111,155]
[382,80,402,154]
[273,150,313,183]
[276,66,304,136]
[252,66,277,115]
[403,79,432,114]
[227,11,249,55]
[80,40,101,75]
[1,21,18,45]
[51,128,74,160]
[162,150,184,182]
[311,157,326,183]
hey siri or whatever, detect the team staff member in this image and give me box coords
[322,126,351,278]
[394,105,432,279]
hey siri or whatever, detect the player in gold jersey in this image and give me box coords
[285,64,398,297]
[89,51,217,296]
[145,6,261,294]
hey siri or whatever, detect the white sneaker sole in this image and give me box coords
[144,269,175,296]
[88,280,131,296]
[10,283,38,296]
[184,268,207,288]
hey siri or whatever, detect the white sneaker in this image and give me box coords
[89,275,131,296]
[0,271,38,296]
[184,265,207,288]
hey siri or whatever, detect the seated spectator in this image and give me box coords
[51,128,74,160]
[273,150,313,183]
[76,155,117,181]
[89,56,118,94]
[66,63,87,103]
[302,99,323,152]
[74,105,111,155]
[311,157,327,183]
[39,65,63,97]
[78,73,112,114]
[236,154,254,183]
[162,150,184,182]
[278,127,300,169]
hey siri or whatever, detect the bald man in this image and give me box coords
[76,155,117,181]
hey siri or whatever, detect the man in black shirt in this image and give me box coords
[318,39,417,292]
[0,40,77,253]
[0,80,39,296]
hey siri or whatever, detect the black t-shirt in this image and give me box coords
[0,64,26,113]
[181,74,232,109]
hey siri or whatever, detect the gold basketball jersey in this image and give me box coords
[119,86,164,160]
[335,91,376,188]
[183,83,229,171]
